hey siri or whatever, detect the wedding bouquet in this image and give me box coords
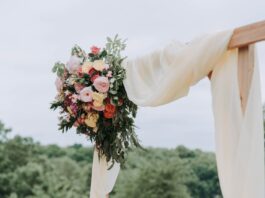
[50,35,140,167]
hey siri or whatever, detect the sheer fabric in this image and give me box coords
[90,30,265,198]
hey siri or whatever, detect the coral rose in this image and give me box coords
[104,111,114,119]
[105,104,116,113]
[104,103,116,119]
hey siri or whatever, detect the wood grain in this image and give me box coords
[208,20,264,80]
[229,20,265,49]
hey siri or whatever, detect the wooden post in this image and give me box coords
[237,44,255,114]
[208,45,255,114]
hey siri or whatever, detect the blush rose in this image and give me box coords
[93,76,110,93]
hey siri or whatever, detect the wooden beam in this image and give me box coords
[208,20,265,79]
[237,44,255,114]
[229,20,265,49]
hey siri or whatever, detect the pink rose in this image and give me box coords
[90,46,100,55]
[80,87,93,102]
[66,55,82,74]
[74,83,85,93]
[55,78,63,92]
[93,77,110,93]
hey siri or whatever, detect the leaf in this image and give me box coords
[52,65,57,73]
[109,90,117,95]
[99,50,107,58]
[52,62,65,77]
[88,53,95,57]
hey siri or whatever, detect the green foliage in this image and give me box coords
[0,121,11,143]
[71,44,86,59]
[0,121,223,198]
[52,62,65,78]
[115,157,191,198]
[113,148,222,198]
[106,34,127,60]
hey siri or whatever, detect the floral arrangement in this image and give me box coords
[50,35,140,168]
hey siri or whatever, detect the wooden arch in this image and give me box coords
[208,20,265,113]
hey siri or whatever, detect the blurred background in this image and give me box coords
[0,0,264,197]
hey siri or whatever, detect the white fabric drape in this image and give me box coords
[90,30,265,198]
[90,149,120,198]
[211,49,265,198]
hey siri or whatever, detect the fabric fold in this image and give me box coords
[90,148,120,198]
[122,30,264,198]
[123,30,233,106]
[211,48,265,198]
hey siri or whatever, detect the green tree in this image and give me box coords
[0,120,223,198]
[0,121,11,142]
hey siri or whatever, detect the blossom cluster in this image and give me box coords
[57,50,117,127]
[51,37,140,167]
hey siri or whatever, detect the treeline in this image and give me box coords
[0,121,223,198]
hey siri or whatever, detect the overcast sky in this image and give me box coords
[0,0,265,151]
